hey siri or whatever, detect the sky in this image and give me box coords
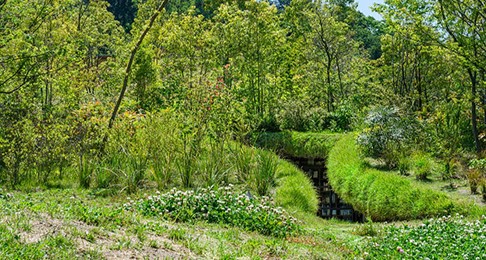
[356,0,384,20]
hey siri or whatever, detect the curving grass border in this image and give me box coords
[274,160,319,214]
[255,131,341,159]
[327,134,478,221]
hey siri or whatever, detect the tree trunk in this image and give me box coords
[107,0,169,130]
[326,58,333,112]
[468,68,481,152]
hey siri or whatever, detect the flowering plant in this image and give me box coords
[361,214,486,259]
[128,185,299,237]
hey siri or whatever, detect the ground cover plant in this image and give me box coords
[132,185,299,237]
[360,215,486,259]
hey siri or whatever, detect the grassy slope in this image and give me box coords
[275,160,319,214]
[327,134,485,221]
[0,188,360,259]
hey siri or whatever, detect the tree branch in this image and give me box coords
[107,0,169,130]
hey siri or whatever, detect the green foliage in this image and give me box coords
[231,142,318,213]
[0,224,77,259]
[255,131,341,159]
[132,186,300,237]
[353,218,379,237]
[276,100,309,132]
[397,156,411,176]
[357,106,421,169]
[254,150,279,196]
[411,152,434,181]
[276,100,354,132]
[361,215,486,259]
[468,159,486,199]
[66,109,317,216]
[328,134,468,221]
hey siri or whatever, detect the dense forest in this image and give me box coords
[1,0,486,258]
[1,0,485,187]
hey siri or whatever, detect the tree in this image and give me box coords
[212,1,285,123]
[107,0,137,31]
[107,0,170,130]
[435,0,486,152]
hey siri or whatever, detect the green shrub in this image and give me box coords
[304,107,328,132]
[326,102,354,132]
[357,106,420,169]
[411,153,434,181]
[397,156,411,176]
[327,134,467,221]
[469,159,486,199]
[276,100,354,132]
[132,186,299,237]
[276,100,308,132]
[361,215,486,259]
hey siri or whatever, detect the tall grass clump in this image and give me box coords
[199,140,231,187]
[231,143,256,184]
[327,134,467,221]
[145,113,180,190]
[254,150,279,196]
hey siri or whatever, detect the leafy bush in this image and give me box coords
[327,134,468,221]
[275,100,354,132]
[469,159,486,200]
[276,100,308,132]
[304,107,328,132]
[132,186,299,237]
[361,215,486,259]
[397,156,411,176]
[326,102,354,132]
[357,106,420,169]
[255,113,280,132]
[411,153,434,181]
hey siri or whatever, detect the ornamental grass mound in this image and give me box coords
[133,185,299,237]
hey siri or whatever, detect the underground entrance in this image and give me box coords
[287,156,364,222]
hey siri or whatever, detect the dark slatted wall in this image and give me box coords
[289,157,363,222]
